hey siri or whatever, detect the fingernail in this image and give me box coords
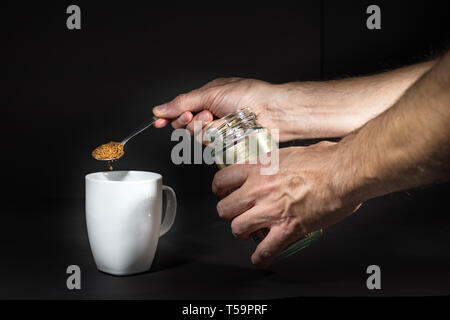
[181,113,190,123]
[153,104,167,115]
[198,112,212,122]
[154,118,167,128]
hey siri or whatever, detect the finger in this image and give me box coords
[171,111,194,129]
[186,110,214,135]
[216,185,255,221]
[200,118,225,145]
[153,90,205,119]
[153,118,170,128]
[251,225,296,268]
[212,164,251,197]
[230,205,273,240]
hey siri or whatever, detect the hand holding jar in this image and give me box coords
[212,143,361,268]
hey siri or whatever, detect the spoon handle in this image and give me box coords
[121,116,159,145]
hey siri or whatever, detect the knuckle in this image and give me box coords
[283,218,306,238]
[171,119,183,129]
[285,220,299,235]
[216,200,227,219]
[231,221,245,239]
[212,77,227,83]
[179,113,190,124]
[212,172,224,194]
[258,249,272,261]
[288,175,305,188]
[173,93,188,107]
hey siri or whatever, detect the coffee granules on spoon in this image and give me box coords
[92,141,124,161]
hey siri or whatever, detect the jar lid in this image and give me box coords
[204,106,260,145]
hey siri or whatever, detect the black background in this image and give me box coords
[1,1,449,299]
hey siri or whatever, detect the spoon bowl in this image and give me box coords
[92,116,159,161]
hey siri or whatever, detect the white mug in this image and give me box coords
[85,171,176,276]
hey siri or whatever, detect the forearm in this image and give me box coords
[334,51,450,203]
[279,60,436,139]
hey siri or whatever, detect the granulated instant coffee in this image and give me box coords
[92,141,124,161]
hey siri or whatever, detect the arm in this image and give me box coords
[334,51,450,204]
[280,59,436,139]
[211,52,449,267]
[153,60,435,141]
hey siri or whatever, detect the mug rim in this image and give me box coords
[85,170,162,184]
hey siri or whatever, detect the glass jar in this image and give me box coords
[205,106,322,257]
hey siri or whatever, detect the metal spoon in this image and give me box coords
[93,116,159,161]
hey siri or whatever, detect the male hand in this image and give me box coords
[152,78,306,142]
[212,142,361,268]
[153,64,433,141]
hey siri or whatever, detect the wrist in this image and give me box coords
[327,133,377,205]
[277,81,368,139]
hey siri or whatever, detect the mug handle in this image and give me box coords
[159,185,177,237]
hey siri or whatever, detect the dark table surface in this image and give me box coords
[1,183,450,300]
